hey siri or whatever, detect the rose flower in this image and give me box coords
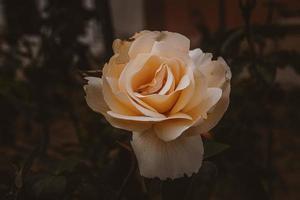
[84,31,231,180]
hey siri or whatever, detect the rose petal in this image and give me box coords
[103,60,125,80]
[137,64,167,95]
[84,77,109,114]
[174,74,190,91]
[104,115,151,132]
[84,77,151,132]
[160,31,190,52]
[170,68,194,114]
[128,31,160,59]
[130,55,162,91]
[154,116,193,141]
[198,57,231,88]
[107,111,191,122]
[119,54,166,117]
[151,41,188,60]
[194,82,230,133]
[127,96,166,118]
[106,77,141,114]
[182,69,207,112]
[103,76,138,116]
[151,31,192,61]
[165,58,183,85]
[188,87,222,120]
[107,111,164,122]
[137,92,180,113]
[112,39,131,64]
[189,48,213,68]
[131,130,204,180]
[158,66,174,95]
[102,60,142,114]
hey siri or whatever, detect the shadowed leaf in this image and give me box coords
[204,140,230,159]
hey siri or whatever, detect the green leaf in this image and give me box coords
[204,140,230,159]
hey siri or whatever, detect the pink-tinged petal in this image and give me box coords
[84,77,109,114]
[131,130,204,180]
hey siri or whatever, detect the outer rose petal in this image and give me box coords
[151,41,188,60]
[103,76,138,116]
[184,82,230,136]
[131,129,204,180]
[84,77,150,132]
[189,48,212,68]
[104,115,151,132]
[128,31,160,59]
[103,61,143,115]
[84,77,109,114]
[161,31,190,53]
[187,88,223,121]
[154,117,193,142]
[107,111,192,122]
[183,69,207,111]
[195,82,231,133]
[112,39,131,64]
[198,57,231,88]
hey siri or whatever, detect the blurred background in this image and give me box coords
[0,0,299,199]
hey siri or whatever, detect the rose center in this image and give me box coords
[136,64,168,95]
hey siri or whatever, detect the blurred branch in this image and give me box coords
[239,0,259,79]
[95,0,115,61]
[265,0,275,24]
[218,0,226,34]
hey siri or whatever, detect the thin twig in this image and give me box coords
[265,0,274,24]
[116,145,137,200]
[239,0,259,80]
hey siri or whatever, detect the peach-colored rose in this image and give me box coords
[84,31,231,180]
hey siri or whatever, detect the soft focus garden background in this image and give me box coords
[0,0,299,199]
